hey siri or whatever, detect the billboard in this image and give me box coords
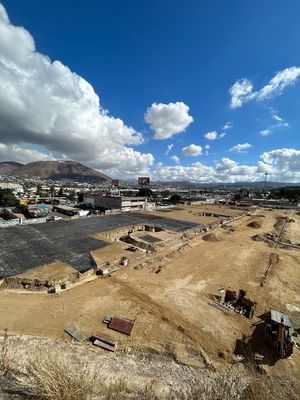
[138,177,150,186]
[111,179,119,187]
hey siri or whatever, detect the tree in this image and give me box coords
[269,187,300,203]
[77,192,84,202]
[58,187,64,197]
[50,185,56,197]
[67,190,76,201]
[17,203,29,216]
[36,184,43,196]
[234,193,242,201]
[161,190,171,199]
[138,188,153,198]
[0,189,17,207]
[169,194,181,203]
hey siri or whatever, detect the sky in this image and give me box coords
[0,0,300,182]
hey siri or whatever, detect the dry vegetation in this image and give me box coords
[0,344,298,400]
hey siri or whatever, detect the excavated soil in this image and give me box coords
[202,233,219,242]
[247,221,262,228]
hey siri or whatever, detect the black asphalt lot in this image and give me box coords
[0,212,199,278]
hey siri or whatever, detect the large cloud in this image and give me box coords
[153,148,300,183]
[229,67,300,109]
[153,161,216,182]
[0,143,56,164]
[153,158,258,183]
[144,102,193,140]
[0,3,154,177]
[261,148,300,172]
[182,144,202,156]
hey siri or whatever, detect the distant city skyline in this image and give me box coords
[0,1,299,182]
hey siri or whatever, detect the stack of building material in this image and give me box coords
[107,316,135,335]
[64,326,87,342]
[90,333,118,352]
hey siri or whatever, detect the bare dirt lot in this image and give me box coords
[0,204,300,396]
[148,204,244,225]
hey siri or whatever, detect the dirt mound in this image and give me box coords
[202,233,219,242]
[247,221,262,228]
[251,234,264,242]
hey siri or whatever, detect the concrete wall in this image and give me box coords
[22,217,47,225]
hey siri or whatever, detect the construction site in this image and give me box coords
[0,203,300,397]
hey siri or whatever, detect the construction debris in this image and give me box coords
[225,289,256,318]
[96,267,109,275]
[61,280,71,290]
[120,257,129,267]
[209,300,231,314]
[211,289,256,318]
[90,333,117,352]
[64,326,87,342]
[93,339,116,351]
[91,333,118,346]
[53,284,61,294]
[103,315,112,324]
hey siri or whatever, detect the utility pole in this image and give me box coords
[263,172,269,201]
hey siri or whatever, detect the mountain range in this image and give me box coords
[0,161,110,183]
[0,161,299,187]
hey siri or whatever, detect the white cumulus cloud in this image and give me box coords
[204,131,218,140]
[152,148,300,183]
[229,67,300,109]
[229,143,253,153]
[0,3,154,178]
[261,148,300,171]
[182,144,202,156]
[144,101,193,140]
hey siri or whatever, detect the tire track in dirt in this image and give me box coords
[110,275,224,365]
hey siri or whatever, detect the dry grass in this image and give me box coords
[0,329,16,377]
[0,336,298,400]
[19,351,94,400]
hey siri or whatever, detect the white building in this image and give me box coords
[84,194,146,212]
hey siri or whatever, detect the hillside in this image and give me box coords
[152,180,300,189]
[0,161,23,175]
[4,160,110,182]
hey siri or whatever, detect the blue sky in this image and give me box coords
[0,1,299,181]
